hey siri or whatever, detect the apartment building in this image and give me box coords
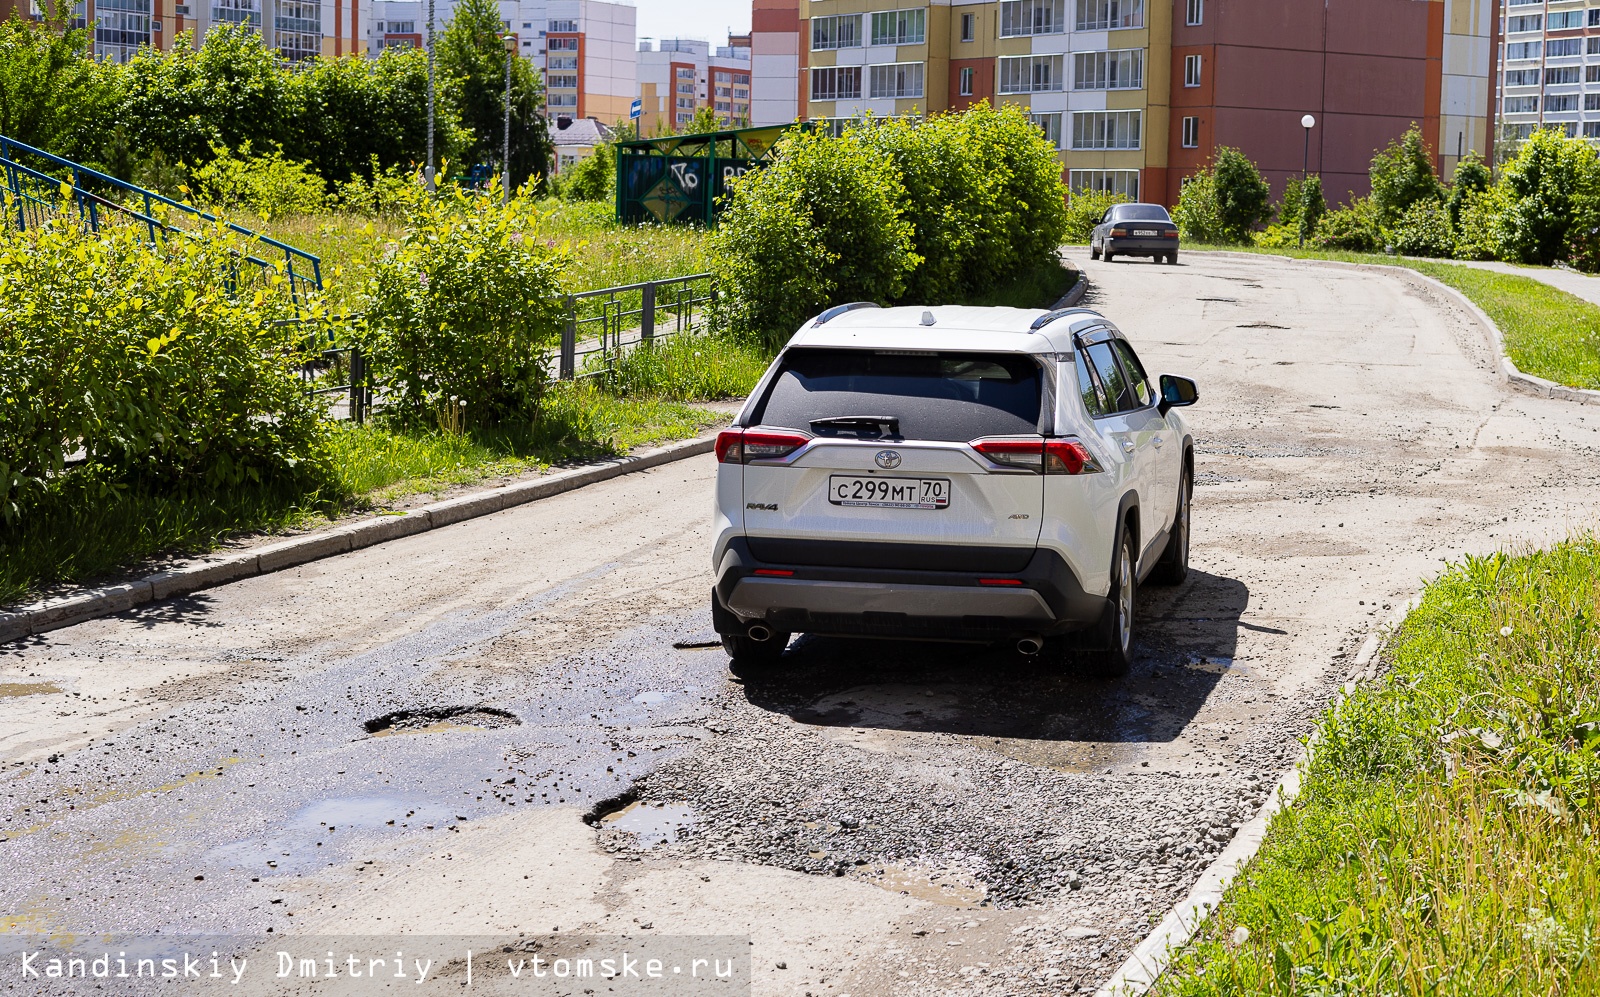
[369,0,635,121]
[791,0,1495,204]
[26,0,368,62]
[637,36,754,131]
[1493,0,1600,154]
[752,0,803,123]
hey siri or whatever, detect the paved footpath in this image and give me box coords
[1445,257,1600,306]
[4,250,1600,996]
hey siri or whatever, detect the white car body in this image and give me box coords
[710,303,1196,664]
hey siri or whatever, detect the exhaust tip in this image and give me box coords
[747,624,775,642]
[1016,637,1043,656]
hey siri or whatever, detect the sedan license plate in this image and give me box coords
[829,475,950,510]
[1133,229,1159,236]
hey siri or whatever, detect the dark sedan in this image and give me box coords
[1090,203,1180,264]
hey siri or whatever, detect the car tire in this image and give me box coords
[1167,250,1179,265]
[721,631,790,664]
[1149,468,1192,586]
[1104,249,1116,263]
[1075,527,1136,677]
[1090,244,1101,260]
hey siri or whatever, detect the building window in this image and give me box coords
[548,93,578,108]
[1183,53,1201,87]
[388,19,413,32]
[1030,111,1062,148]
[1504,68,1539,86]
[1181,115,1199,148]
[999,0,1064,37]
[1548,9,1583,29]
[1545,94,1579,113]
[1075,0,1142,31]
[1502,96,1537,113]
[811,13,861,50]
[1505,14,1541,32]
[211,0,261,29]
[870,8,925,46]
[1545,66,1580,84]
[548,18,577,31]
[1185,0,1201,25]
[868,62,924,98]
[810,66,862,100]
[1588,64,1600,82]
[548,55,577,70]
[1069,169,1139,198]
[999,55,1065,93]
[1071,110,1141,150]
[1547,38,1581,57]
[1589,37,1600,55]
[1504,41,1540,60]
[548,74,579,89]
[548,36,577,51]
[1585,122,1600,137]
[959,66,974,95]
[1586,93,1600,110]
[961,12,975,40]
[1072,49,1143,90]
[1591,8,1600,26]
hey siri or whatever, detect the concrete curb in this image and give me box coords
[1052,259,1090,309]
[0,434,718,645]
[1191,250,1600,405]
[1095,598,1419,997]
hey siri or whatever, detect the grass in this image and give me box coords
[0,382,723,604]
[961,257,1082,308]
[593,331,771,402]
[1186,243,1600,391]
[1153,536,1600,996]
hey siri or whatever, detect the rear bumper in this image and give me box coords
[1106,237,1178,255]
[712,537,1107,641]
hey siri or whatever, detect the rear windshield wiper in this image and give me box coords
[809,415,901,437]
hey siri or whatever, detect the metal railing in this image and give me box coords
[557,272,715,379]
[281,315,374,423]
[1,134,323,303]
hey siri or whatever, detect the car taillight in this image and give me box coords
[971,437,1101,475]
[715,428,811,463]
[1163,229,1178,238]
[1110,228,1128,237]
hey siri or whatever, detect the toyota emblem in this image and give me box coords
[875,450,902,469]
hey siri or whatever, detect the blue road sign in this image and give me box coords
[630,98,642,119]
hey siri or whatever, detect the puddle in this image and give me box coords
[1183,656,1258,678]
[207,796,459,874]
[0,682,62,698]
[364,706,519,736]
[600,801,696,846]
[868,864,986,907]
[631,690,670,706]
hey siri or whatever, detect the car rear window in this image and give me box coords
[1112,204,1173,222]
[750,348,1044,442]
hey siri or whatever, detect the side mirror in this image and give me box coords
[1158,374,1198,415]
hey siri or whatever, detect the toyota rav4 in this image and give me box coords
[709,303,1198,676]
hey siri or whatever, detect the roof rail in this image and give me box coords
[811,301,881,327]
[1029,307,1102,331]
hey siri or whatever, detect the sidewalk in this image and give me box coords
[1446,259,1600,307]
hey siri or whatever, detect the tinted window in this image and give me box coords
[1074,352,1107,416]
[752,349,1043,442]
[1111,203,1173,222]
[1085,342,1136,412]
[1113,340,1153,407]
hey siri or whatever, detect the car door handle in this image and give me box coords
[1122,441,1136,454]
[1153,436,1164,448]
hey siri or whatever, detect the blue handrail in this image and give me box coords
[0,133,323,302]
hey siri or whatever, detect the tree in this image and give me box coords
[437,0,552,189]
[0,14,119,163]
[1212,147,1272,242]
[1369,124,1442,226]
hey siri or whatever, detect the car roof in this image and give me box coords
[786,305,1116,354]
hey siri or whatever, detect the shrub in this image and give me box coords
[1494,127,1600,267]
[1390,198,1455,257]
[552,146,615,203]
[710,127,917,347]
[1446,151,1492,232]
[1313,196,1383,252]
[1452,186,1508,261]
[1175,148,1270,244]
[360,181,572,431]
[189,142,327,217]
[0,14,120,163]
[1369,124,1444,227]
[1174,170,1225,243]
[0,198,333,518]
[330,157,421,217]
[1268,175,1325,246]
[1063,189,1129,243]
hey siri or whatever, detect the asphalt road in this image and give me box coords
[5,250,1600,996]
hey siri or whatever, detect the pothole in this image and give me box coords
[1238,321,1289,329]
[0,682,63,698]
[600,801,698,846]
[868,864,987,906]
[363,706,520,736]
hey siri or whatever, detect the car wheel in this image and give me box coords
[1104,249,1116,263]
[1167,250,1179,265]
[1076,528,1136,677]
[1090,243,1101,260]
[1149,468,1192,586]
[721,631,790,665]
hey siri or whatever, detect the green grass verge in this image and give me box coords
[959,258,1082,309]
[592,332,771,402]
[0,382,722,604]
[1153,536,1600,996]
[1185,244,1600,391]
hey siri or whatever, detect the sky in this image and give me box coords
[632,0,752,46]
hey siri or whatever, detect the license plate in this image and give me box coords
[828,475,950,509]
[1133,229,1158,236]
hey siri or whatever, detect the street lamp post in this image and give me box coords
[425,0,436,192]
[503,35,516,206]
[1299,113,1316,247]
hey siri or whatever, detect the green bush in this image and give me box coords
[552,146,615,203]
[360,181,572,431]
[1369,123,1444,227]
[1390,197,1455,257]
[189,142,327,217]
[710,126,917,347]
[330,157,420,217]
[0,14,120,164]
[1173,170,1226,243]
[1175,149,1270,244]
[1063,189,1129,244]
[1452,185,1507,260]
[1494,128,1600,268]
[1313,196,1383,252]
[0,199,333,518]
[1446,151,1492,232]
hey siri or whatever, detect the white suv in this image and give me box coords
[710,304,1197,676]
